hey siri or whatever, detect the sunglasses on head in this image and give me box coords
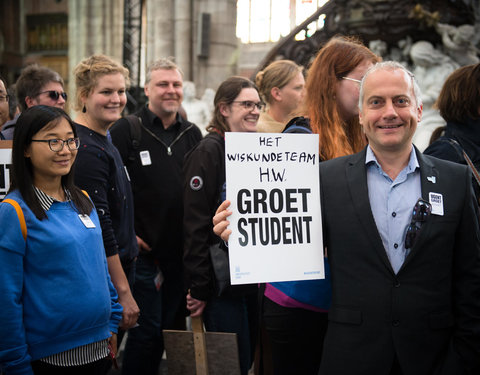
[36,90,68,101]
[405,198,432,249]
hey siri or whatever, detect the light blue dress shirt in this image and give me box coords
[366,146,422,274]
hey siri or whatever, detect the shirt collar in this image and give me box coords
[365,145,419,174]
[145,105,183,130]
[33,186,72,211]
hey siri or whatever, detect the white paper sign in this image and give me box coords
[0,142,12,200]
[225,132,324,285]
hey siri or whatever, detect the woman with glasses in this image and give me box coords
[213,37,380,375]
[0,105,122,374]
[261,36,380,375]
[183,76,260,375]
[302,36,380,160]
[255,60,305,133]
[72,55,140,362]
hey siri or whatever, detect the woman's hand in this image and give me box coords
[213,200,232,242]
[186,292,206,317]
[118,291,140,330]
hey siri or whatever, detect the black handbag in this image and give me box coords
[209,241,230,296]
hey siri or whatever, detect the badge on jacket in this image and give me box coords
[140,150,152,166]
[429,192,444,216]
[190,176,203,190]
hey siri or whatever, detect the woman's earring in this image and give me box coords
[82,105,86,113]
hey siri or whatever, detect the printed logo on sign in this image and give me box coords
[190,176,203,191]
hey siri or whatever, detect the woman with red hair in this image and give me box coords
[302,36,380,159]
[217,36,380,374]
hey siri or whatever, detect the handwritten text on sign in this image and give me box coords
[225,133,324,284]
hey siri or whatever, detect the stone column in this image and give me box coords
[193,0,238,95]
[68,0,124,100]
[145,0,174,66]
[173,0,192,79]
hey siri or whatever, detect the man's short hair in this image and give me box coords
[358,61,422,112]
[16,64,64,111]
[144,57,183,85]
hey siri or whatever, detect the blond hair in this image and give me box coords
[255,60,303,105]
[73,54,130,112]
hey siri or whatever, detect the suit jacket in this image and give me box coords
[318,147,480,375]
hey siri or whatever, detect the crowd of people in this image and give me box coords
[1,34,480,375]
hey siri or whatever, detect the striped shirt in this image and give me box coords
[33,186,110,366]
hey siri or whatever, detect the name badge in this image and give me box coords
[140,150,152,166]
[79,214,96,228]
[429,192,444,216]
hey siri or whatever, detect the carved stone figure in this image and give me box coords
[409,40,459,151]
[201,88,215,115]
[369,40,388,58]
[436,23,480,66]
[183,81,211,135]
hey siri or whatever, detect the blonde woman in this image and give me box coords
[255,60,305,132]
[72,55,140,358]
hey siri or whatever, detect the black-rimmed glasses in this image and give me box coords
[405,198,432,249]
[232,100,265,111]
[0,94,9,102]
[36,90,68,101]
[31,138,80,152]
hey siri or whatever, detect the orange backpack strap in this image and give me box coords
[81,190,89,198]
[2,199,27,241]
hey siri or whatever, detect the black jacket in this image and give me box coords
[110,106,202,267]
[183,132,225,300]
[319,147,480,375]
[424,118,480,202]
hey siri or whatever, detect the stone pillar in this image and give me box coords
[68,0,124,100]
[145,0,174,66]
[173,0,192,79]
[193,0,238,95]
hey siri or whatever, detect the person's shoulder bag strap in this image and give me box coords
[444,138,480,187]
[1,190,90,242]
[2,199,27,241]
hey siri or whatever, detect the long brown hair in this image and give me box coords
[435,63,480,123]
[304,36,380,160]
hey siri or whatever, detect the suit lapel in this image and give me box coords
[346,149,394,273]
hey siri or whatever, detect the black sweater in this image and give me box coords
[74,123,138,261]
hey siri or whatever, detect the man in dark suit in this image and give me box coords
[318,61,480,375]
[213,61,480,374]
